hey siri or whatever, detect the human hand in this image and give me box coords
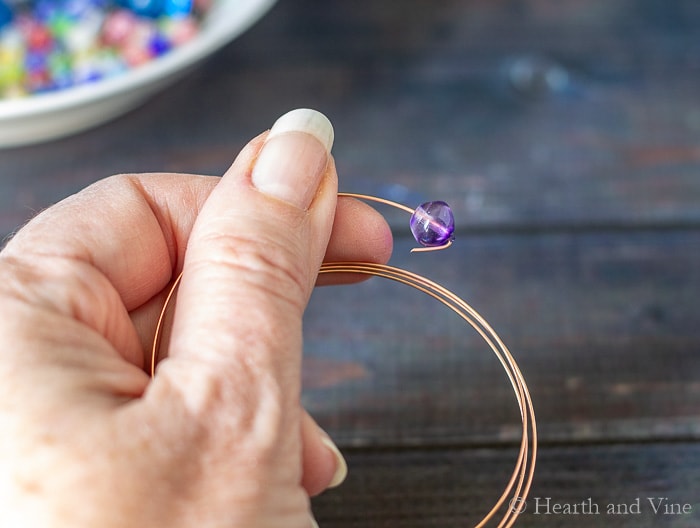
[0,109,392,527]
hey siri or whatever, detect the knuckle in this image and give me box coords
[153,357,288,461]
[192,229,310,312]
[0,253,112,332]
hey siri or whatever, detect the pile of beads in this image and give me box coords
[0,0,208,98]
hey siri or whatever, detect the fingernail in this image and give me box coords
[310,515,320,528]
[252,108,334,210]
[319,434,348,488]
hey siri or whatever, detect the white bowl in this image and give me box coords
[0,0,276,148]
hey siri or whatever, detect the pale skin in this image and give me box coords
[0,124,392,527]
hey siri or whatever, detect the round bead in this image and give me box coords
[163,0,192,17]
[148,31,170,56]
[101,10,138,47]
[26,21,54,52]
[160,16,197,45]
[0,0,14,29]
[409,201,455,247]
[63,12,103,53]
[125,0,166,19]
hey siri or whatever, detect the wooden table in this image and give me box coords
[2,1,699,526]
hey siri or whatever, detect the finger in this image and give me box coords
[317,196,393,286]
[153,108,338,444]
[0,173,222,370]
[2,173,211,310]
[300,410,347,497]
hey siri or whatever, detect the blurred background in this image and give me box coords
[2,0,700,526]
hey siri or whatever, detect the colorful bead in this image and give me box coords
[148,31,170,56]
[409,201,456,247]
[0,0,13,29]
[101,10,137,46]
[47,15,74,41]
[63,12,103,53]
[159,15,196,45]
[123,0,166,18]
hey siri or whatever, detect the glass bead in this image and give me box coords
[63,14,102,53]
[101,10,138,47]
[409,201,455,247]
[127,0,166,19]
[148,32,170,56]
[163,16,197,45]
[0,0,13,29]
[163,0,192,17]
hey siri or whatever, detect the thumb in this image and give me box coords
[149,108,337,491]
[162,106,335,397]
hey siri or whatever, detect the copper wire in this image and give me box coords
[317,262,537,528]
[150,192,537,527]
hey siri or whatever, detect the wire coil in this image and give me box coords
[151,192,537,527]
[318,261,536,527]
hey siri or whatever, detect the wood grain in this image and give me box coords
[303,234,700,446]
[312,442,700,527]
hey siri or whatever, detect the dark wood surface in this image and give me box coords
[2,0,699,526]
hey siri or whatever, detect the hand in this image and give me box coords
[0,109,392,527]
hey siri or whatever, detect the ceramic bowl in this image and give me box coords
[0,0,276,148]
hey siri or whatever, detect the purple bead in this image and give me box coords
[149,32,171,56]
[409,201,455,247]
